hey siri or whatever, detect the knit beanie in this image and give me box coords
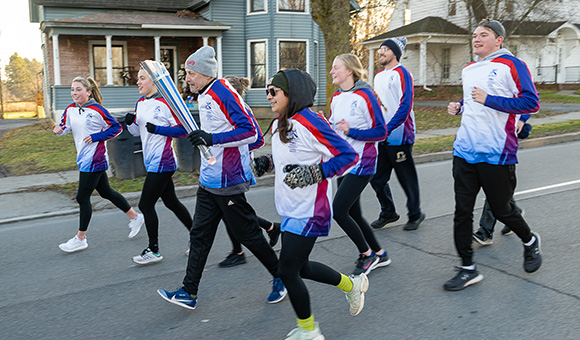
[185,46,217,78]
[477,19,506,38]
[267,71,289,95]
[380,37,407,61]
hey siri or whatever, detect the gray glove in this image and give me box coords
[283,164,325,189]
[251,155,274,177]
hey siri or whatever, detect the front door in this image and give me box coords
[160,46,178,83]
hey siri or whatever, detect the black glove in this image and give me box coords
[125,113,136,125]
[187,130,213,147]
[146,122,157,134]
[283,164,325,189]
[251,155,274,177]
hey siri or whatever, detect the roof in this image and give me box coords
[363,17,468,43]
[44,10,228,29]
[503,20,566,36]
[31,0,206,11]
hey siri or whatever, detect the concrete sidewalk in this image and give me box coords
[1,111,579,225]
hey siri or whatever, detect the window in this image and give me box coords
[248,0,266,14]
[89,41,127,86]
[249,40,267,88]
[279,40,307,71]
[448,0,456,16]
[278,0,307,13]
[404,3,411,25]
[442,48,451,80]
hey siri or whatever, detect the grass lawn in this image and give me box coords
[538,90,580,103]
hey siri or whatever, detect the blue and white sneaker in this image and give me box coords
[157,287,197,310]
[267,277,287,304]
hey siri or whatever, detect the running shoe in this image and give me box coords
[132,248,163,265]
[352,254,379,276]
[404,213,425,230]
[285,322,325,340]
[58,236,88,253]
[267,277,287,303]
[345,273,369,316]
[372,252,392,270]
[219,252,246,268]
[157,287,197,310]
[472,229,493,246]
[523,232,542,273]
[370,213,400,229]
[443,267,483,291]
[128,213,144,239]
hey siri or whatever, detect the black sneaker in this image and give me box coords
[443,267,483,291]
[404,213,425,230]
[473,229,493,246]
[501,225,513,235]
[219,252,247,268]
[352,254,379,276]
[370,213,400,229]
[523,232,542,273]
[267,223,281,247]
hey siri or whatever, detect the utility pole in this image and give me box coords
[0,68,4,119]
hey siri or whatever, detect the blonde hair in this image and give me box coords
[224,75,250,96]
[334,54,366,82]
[72,76,103,106]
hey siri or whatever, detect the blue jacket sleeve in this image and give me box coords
[386,68,414,132]
[90,105,122,142]
[155,125,188,137]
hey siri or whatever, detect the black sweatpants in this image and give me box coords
[138,171,192,253]
[279,232,342,319]
[452,156,533,266]
[226,216,273,254]
[76,171,131,231]
[370,143,422,220]
[334,174,382,253]
[183,187,279,295]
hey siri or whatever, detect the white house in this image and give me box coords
[360,0,580,86]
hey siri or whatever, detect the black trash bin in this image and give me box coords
[174,107,201,172]
[106,112,147,179]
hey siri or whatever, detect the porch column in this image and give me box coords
[154,36,161,61]
[420,40,427,86]
[202,36,209,46]
[368,47,375,85]
[52,34,61,85]
[216,36,223,78]
[106,35,113,85]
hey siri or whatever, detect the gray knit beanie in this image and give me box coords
[380,37,407,61]
[185,46,217,78]
[477,19,506,38]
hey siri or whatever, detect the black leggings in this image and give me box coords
[279,232,342,319]
[139,172,192,252]
[226,216,273,253]
[76,171,131,232]
[334,174,382,254]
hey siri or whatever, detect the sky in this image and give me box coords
[0,0,43,76]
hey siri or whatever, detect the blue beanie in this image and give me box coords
[380,37,407,61]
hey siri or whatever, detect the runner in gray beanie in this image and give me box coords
[185,46,217,78]
[380,37,407,61]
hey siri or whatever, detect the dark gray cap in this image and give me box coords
[477,19,506,38]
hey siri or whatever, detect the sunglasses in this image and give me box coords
[266,87,282,97]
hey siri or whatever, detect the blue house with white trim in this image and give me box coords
[29,0,338,120]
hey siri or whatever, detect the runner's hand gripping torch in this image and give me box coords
[140,60,216,165]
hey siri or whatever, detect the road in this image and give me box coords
[1,141,579,340]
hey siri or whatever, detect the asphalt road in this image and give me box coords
[1,141,579,340]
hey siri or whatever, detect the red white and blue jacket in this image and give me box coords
[374,64,416,146]
[197,79,257,189]
[127,92,187,173]
[454,49,540,165]
[272,108,358,237]
[329,80,386,176]
[57,99,121,172]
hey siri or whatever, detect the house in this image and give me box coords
[360,0,580,87]
[28,0,336,121]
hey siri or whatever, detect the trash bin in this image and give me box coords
[174,106,201,172]
[106,111,147,179]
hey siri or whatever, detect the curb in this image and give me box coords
[2,131,580,225]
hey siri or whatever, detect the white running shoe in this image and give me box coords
[128,214,144,239]
[285,322,325,340]
[133,248,163,265]
[345,273,369,316]
[58,236,88,253]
